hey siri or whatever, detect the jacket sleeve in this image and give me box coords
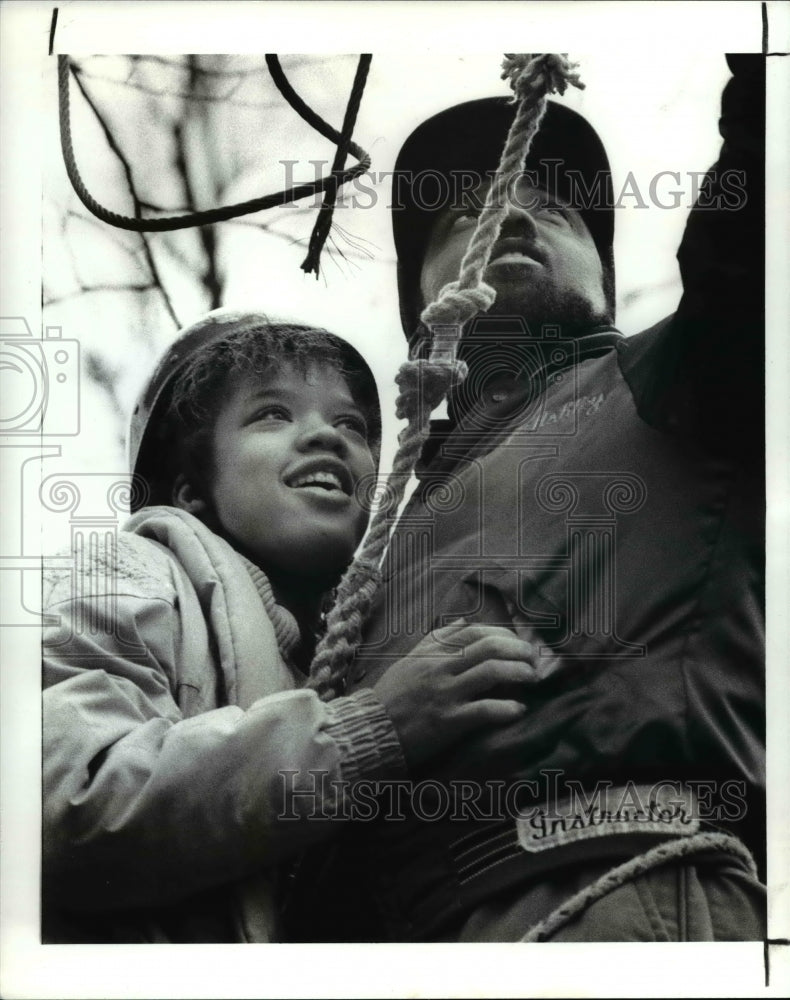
[622,54,765,458]
[43,585,406,913]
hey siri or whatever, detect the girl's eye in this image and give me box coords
[252,405,290,424]
[336,413,368,437]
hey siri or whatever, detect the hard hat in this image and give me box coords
[391,98,616,339]
[127,309,381,513]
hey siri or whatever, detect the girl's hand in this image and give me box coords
[372,619,549,768]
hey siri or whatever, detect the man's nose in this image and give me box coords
[296,416,347,454]
[499,193,540,239]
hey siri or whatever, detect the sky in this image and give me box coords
[38,44,733,517]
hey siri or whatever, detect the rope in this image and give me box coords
[58,54,372,240]
[266,54,372,276]
[519,831,758,942]
[418,54,584,341]
[308,54,584,700]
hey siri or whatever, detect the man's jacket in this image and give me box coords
[339,56,766,937]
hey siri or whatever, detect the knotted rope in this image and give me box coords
[309,54,584,700]
[520,831,758,942]
[58,53,371,273]
[265,54,372,275]
[419,54,584,342]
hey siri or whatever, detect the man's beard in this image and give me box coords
[454,282,613,369]
[447,282,614,426]
[483,277,613,335]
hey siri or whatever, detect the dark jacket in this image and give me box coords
[327,56,765,939]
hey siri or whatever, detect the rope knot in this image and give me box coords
[501,53,585,104]
[345,557,382,592]
[395,358,468,422]
[420,281,497,327]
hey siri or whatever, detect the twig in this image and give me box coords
[69,64,181,329]
[71,63,282,109]
[43,282,156,307]
[183,57,223,308]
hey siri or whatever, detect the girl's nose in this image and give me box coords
[296,417,347,455]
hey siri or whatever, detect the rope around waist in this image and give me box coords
[354,784,758,940]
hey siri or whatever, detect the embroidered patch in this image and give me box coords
[516,783,700,853]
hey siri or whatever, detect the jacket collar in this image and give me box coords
[417,326,623,475]
[237,556,302,659]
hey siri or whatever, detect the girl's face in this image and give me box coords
[201,361,375,579]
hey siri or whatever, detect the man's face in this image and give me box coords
[205,362,375,580]
[420,176,609,328]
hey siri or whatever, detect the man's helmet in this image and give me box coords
[127,309,381,513]
[391,98,616,339]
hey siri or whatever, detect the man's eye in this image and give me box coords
[451,208,481,226]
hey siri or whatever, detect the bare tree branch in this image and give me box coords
[43,282,156,308]
[69,63,181,329]
[156,228,203,275]
[70,65,140,219]
[173,120,221,308]
[71,63,282,109]
[64,209,144,266]
[84,349,130,448]
[86,53,346,77]
[170,56,223,310]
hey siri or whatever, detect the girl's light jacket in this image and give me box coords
[42,506,405,942]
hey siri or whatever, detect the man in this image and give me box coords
[289,55,766,942]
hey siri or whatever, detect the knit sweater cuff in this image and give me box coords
[324,688,408,784]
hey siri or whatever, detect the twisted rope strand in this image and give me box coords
[309,356,467,700]
[309,55,584,699]
[300,55,372,276]
[58,54,372,234]
[520,831,758,942]
[422,54,584,332]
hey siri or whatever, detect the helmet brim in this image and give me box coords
[392,97,615,339]
[128,311,382,513]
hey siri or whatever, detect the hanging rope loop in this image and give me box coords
[58,53,372,272]
[420,281,497,328]
[394,357,468,424]
[308,53,585,700]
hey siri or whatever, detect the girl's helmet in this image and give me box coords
[127,309,381,513]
